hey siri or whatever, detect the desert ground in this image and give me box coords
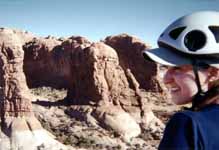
[31,86,182,150]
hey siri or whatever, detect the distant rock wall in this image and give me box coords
[22,33,165,103]
[104,34,161,92]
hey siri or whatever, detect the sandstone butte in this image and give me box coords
[0,27,168,150]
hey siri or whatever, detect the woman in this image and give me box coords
[143,11,219,149]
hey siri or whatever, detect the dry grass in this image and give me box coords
[30,86,67,101]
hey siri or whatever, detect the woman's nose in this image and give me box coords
[163,69,174,84]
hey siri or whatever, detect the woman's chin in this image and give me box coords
[171,94,193,105]
[170,89,196,105]
[172,100,190,105]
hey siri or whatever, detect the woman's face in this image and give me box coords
[163,65,209,105]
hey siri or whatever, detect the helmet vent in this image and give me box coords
[184,30,206,52]
[209,26,219,43]
[169,26,186,40]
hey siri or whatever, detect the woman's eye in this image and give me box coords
[173,67,181,71]
[199,64,210,70]
[167,67,181,74]
[173,66,180,69]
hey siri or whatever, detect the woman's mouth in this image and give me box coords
[165,84,180,92]
[170,87,180,92]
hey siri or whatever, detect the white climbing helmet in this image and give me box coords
[143,11,219,68]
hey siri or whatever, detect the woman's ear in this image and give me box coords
[207,67,219,85]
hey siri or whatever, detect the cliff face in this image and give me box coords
[0,28,73,150]
[0,28,33,119]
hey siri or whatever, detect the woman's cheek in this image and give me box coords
[175,75,198,97]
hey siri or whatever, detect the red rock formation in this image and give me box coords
[65,41,165,140]
[66,42,130,105]
[0,28,33,120]
[23,36,91,89]
[0,28,73,150]
[23,34,166,103]
[104,34,162,92]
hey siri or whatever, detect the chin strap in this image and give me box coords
[191,60,219,111]
[191,62,206,110]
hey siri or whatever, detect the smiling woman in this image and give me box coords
[163,65,219,105]
[143,11,219,150]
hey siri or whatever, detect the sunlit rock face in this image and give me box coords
[0,28,33,119]
[0,28,73,150]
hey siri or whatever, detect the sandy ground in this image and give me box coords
[30,87,183,150]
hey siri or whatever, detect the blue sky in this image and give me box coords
[1,0,219,47]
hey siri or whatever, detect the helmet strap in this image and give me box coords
[191,59,208,110]
[192,62,203,93]
[191,60,219,111]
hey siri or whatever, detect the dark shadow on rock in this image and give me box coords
[32,99,72,107]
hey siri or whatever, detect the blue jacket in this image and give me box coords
[159,104,219,150]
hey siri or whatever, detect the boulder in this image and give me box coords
[93,106,141,142]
